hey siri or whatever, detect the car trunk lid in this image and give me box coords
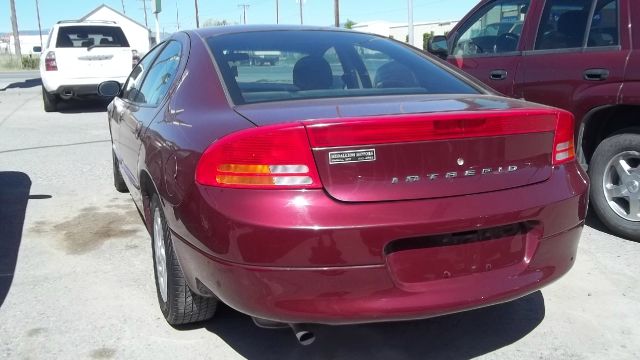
[234,95,562,202]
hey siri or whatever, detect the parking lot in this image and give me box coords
[0,72,639,359]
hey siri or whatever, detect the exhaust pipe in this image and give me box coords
[290,324,315,346]
[251,317,315,346]
[60,89,74,100]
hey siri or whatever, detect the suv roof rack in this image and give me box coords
[56,20,117,24]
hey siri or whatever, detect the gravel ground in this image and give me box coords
[0,73,639,360]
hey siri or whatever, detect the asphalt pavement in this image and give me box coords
[0,72,639,360]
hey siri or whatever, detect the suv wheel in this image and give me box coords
[151,196,218,325]
[42,86,58,112]
[589,133,640,241]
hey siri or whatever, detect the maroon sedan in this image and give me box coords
[99,26,589,344]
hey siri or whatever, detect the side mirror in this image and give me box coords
[427,35,449,60]
[32,46,42,53]
[98,81,121,97]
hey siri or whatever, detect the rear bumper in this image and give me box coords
[41,75,127,95]
[174,224,582,324]
[169,162,589,324]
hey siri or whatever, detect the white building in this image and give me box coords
[7,32,47,55]
[81,4,152,54]
[353,20,458,48]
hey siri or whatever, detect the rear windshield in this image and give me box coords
[206,31,479,105]
[56,25,130,48]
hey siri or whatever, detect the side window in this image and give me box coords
[535,0,593,50]
[587,0,619,47]
[137,41,183,106]
[453,0,530,56]
[122,43,165,102]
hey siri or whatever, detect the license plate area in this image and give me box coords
[385,222,540,289]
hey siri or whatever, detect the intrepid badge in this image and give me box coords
[391,165,519,184]
[329,149,376,164]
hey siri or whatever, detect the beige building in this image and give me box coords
[353,20,458,48]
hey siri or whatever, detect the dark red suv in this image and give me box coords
[428,0,640,240]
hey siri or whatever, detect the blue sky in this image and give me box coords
[1,0,479,33]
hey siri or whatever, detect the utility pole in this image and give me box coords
[276,0,279,24]
[9,0,21,60]
[121,0,126,14]
[238,4,250,25]
[35,0,44,47]
[298,0,303,25]
[140,0,149,28]
[176,0,180,30]
[194,0,200,28]
[334,0,339,27]
[407,0,414,46]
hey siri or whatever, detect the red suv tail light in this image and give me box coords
[195,124,322,189]
[45,51,57,71]
[552,111,575,165]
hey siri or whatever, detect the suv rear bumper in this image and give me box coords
[42,75,127,96]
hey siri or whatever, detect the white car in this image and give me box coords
[39,20,139,112]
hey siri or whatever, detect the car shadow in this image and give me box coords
[195,291,545,359]
[56,98,111,114]
[0,172,32,308]
[0,78,42,91]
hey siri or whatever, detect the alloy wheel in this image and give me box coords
[153,210,169,302]
[602,151,640,222]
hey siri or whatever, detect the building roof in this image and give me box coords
[81,4,149,32]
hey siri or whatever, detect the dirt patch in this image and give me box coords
[31,204,145,255]
[25,327,47,337]
[90,347,117,359]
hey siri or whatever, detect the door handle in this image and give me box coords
[584,69,609,81]
[490,70,508,81]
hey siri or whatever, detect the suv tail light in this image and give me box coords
[552,111,575,165]
[195,124,322,189]
[45,51,57,71]
[132,50,140,69]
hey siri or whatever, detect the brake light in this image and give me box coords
[195,124,322,189]
[45,51,57,71]
[132,50,140,69]
[305,110,559,147]
[552,110,576,165]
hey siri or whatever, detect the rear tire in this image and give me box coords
[589,133,640,241]
[112,150,129,193]
[151,196,218,325]
[42,86,57,112]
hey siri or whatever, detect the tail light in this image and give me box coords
[195,124,322,189]
[552,110,576,165]
[45,51,57,71]
[132,50,140,69]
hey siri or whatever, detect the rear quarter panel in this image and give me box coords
[140,31,253,238]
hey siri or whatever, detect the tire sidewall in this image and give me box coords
[589,133,640,240]
[151,196,172,318]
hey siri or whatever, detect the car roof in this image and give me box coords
[188,25,353,38]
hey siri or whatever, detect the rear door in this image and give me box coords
[54,25,132,79]
[447,0,532,96]
[516,0,629,115]
[119,40,184,194]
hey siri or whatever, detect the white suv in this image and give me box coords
[39,20,139,112]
